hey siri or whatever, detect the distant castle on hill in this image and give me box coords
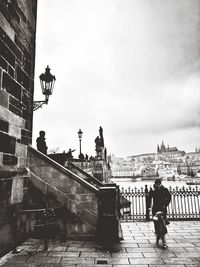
[157,141,185,156]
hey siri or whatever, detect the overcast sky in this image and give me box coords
[33,0,200,158]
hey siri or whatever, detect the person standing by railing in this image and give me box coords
[149,179,171,247]
[149,179,171,223]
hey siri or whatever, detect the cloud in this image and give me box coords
[33,0,200,158]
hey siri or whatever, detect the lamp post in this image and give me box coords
[33,65,56,111]
[77,129,83,157]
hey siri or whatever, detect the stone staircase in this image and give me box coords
[27,146,99,231]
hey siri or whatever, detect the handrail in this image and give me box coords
[67,161,103,187]
[28,146,99,193]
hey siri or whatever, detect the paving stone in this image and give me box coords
[191,232,200,236]
[169,235,190,239]
[111,252,143,258]
[187,238,200,242]
[114,243,139,248]
[164,242,195,247]
[76,265,111,267]
[48,246,67,252]
[175,238,200,243]
[113,265,148,267]
[19,251,48,257]
[61,257,94,264]
[97,246,126,253]
[133,235,155,240]
[0,263,40,267]
[185,247,200,252]
[48,251,79,257]
[57,241,83,248]
[82,243,100,248]
[193,242,200,247]
[194,257,200,263]
[40,264,63,267]
[37,245,49,251]
[132,233,145,236]
[80,251,111,258]
[95,257,129,264]
[7,254,30,262]
[175,252,200,257]
[22,240,42,246]
[123,239,150,244]
[123,230,132,234]
[163,257,200,265]
[137,243,157,248]
[143,251,176,258]
[123,236,134,239]
[175,229,200,233]
[119,239,141,243]
[158,239,177,244]
[17,245,39,251]
[129,258,164,264]
[157,247,186,253]
[126,247,156,252]
[24,252,48,258]
[149,265,185,267]
[27,256,61,264]
[67,246,96,252]
[143,234,156,238]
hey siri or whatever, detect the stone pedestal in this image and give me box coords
[97,186,119,243]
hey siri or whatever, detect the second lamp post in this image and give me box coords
[77,129,83,158]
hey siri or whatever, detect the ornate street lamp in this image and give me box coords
[33,65,56,111]
[77,129,83,157]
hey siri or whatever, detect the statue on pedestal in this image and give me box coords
[95,126,105,159]
[95,136,101,158]
[36,131,48,154]
[66,148,75,159]
[99,126,104,148]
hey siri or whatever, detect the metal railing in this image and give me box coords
[168,186,200,220]
[120,185,200,221]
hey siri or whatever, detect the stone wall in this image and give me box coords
[0,0,37,168]
[0,177,12,255]
[0,0,37,255]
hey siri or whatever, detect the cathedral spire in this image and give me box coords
[161,141,165,152]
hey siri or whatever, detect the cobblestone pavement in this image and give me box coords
[0,221,200,267]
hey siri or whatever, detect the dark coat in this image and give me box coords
[149,185,171,215]
[36,137,47,154]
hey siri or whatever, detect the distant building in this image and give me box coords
[178,161,200,176]
[141,165,157,179]
[157,141,185,158]
[185,152,200,161]
[128,153,157,163]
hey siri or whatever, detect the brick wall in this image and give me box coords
[0,0,37,168]
[0,0,37,255]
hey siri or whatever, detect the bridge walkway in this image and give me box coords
[0,220,200,266]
